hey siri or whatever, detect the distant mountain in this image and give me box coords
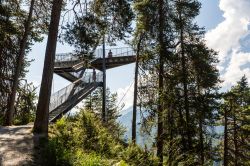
[118,107,155,147]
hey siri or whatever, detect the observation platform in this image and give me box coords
[49,47,136,122]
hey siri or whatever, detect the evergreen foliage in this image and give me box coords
[0,0,48,125]
[84,87,125,140]
[45,111,158,166]
[134,0,221,164]
[221,76,250,165]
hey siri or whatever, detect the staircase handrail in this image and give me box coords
[49,72,103,112]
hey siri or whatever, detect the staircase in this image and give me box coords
[49,72,103,122]
[48,47,136,122]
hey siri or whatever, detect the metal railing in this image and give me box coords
[55,47,135,63]
[49,72,103,112]
[94,47,135,58]
[69,71,84,79]
[55,53,80,62]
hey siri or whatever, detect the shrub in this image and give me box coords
[120,144,158,166]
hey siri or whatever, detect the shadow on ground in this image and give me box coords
[0,125,37,166]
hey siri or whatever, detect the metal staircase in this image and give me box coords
[48,47,136,122]
[49,72,103,122]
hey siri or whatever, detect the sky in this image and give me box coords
[26,0,250,111]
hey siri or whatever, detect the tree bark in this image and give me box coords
[178,108,187,151]
[33,0,63,135]
[224,100,231,166]
[132,34,142,144]
[199,109,204,165]
[102,35,106,123]
[157,0,165,165]
[233,106,238,166]
[180,15,192,150]
[197,80,204,165]
[168,105,173,166]
[4,0,35,126]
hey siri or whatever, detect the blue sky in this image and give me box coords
[26,0,250,110]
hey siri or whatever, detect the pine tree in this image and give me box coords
[34,0,64,135]
[5,0,35,126]
[222,76,250,165]
[134,0,221,165]
[133,0,174,164]
[84,87,124,140]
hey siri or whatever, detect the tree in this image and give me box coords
[4,0,35,126]
[173,0,202,151]
[133,0,174,164]
[14,81,37,125]
[0,0,32,125]
[189,42,220,164]
[0,0,49,125]
[132,33,143,144]
[84,87,125,140]
[221,76,250,165]
[134,0,221,165]
[33,0,64,135]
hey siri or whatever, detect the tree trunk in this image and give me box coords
[157,0,164,164]
[233,107,238,166]
[102,35,106,123]
[157,50,164,166]
[178,108,187,151]
[132,34,142,144]
[224,101,231,166]
[199,111,204,165]
[33,0,63,135]
[197,80,204,165]
[168,105,173,166]
[180,16,192,150]
[4,0,35,126]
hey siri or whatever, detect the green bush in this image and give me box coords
[46,111,123,165]
[120,145,158,166]
[72,150,105,166]
[45,111,159,165]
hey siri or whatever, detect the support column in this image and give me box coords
[102,36,107,123]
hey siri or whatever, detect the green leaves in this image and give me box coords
[62,14,104,55]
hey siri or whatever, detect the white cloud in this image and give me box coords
[116,83,134,110]
[222,50,250,86]
[205,0,250,88]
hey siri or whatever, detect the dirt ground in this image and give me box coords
[0,125,35,166]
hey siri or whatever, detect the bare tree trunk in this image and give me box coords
[199,112,204,165]
[197,81,204,165]
[233,107,238,166]
[180,18,192,150]
[4,0,35,126]
[224,101,231,166]
[178,108,187,151]
[132,34,143,144]
[157,51,164,166]
[33,0,63,135]
[168,105,173,166]
[102,35,106,123]
[157,0,164,164]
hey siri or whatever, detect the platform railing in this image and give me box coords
[94,47,135,58]
[55,53,80,62]
[49,72,103,112]
[55,47,135,63]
